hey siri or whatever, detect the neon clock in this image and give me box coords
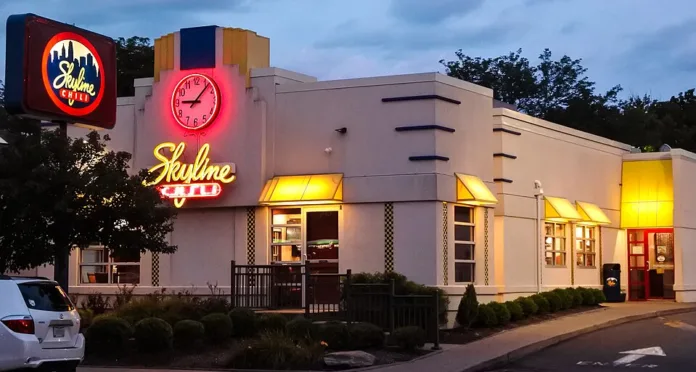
[170,73,220,130]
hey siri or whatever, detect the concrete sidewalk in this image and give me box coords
[368,301,696,372]
[78,302,696,372]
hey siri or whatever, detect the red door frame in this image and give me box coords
[627,228,674,300]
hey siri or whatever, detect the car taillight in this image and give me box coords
[2,318,35,334]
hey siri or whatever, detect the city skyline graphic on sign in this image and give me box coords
[45,38,102,109]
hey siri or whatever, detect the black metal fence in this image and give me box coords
[230,261,439,347]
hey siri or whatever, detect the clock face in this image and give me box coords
[170,73,221,130]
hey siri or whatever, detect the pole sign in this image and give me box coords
[4,14,117,129]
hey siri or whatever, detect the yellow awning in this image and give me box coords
[455,173,498,206]
[259,174,343,205]
[576,201,611,225]
[545,196,582,222]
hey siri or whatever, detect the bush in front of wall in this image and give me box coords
[286,317,318,343]
[505,301,525,321]
[228,308,258,338]
[590,288,606,304]
[552,288,573,310]
[174,320,205,349]
[317,321,352,351]
[577,287,595,306]
[476,303,498,328]
[159,297,201,326]
[487,302,511,326]
[116,297,163,326]
[257,313,288,333]
[228,331,324,370]
[515,297,539,317]
[134,317,174,353]
[349,322,385,349]
[530,294,550,315]
[456,284,479,328]
[200,313,234,342]
[541,291,562,312]
[85,315,133,356]
[391,326,426,352]
[565,287,583,308]
[78,308,94,331]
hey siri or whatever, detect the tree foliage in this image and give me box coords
[0,81,177,274]
[115,36,155,97]
[441,48,696,153]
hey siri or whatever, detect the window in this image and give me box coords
[575,225,596,267]
[270,208,302,263]
[18,282,74,312]
[79,246,140,284]
[454,206,475,283]
[544,222,567,266]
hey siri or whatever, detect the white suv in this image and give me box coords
[0,276,84,371]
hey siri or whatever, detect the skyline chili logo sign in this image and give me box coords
[4,13,117,129]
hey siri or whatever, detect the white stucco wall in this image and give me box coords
[671,150,696,302]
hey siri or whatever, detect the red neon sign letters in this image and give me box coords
[158,183,222,199]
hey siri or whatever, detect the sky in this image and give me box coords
[2,0,696,100]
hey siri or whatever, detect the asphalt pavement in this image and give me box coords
[488,311,696,371]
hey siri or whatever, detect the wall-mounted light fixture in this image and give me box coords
[335,127,347,134]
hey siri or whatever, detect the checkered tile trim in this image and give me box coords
[484,208,489,286]
[385,203,394,272]
[152,253,160,287]
[443,202,448,285]
[246,207,255,265]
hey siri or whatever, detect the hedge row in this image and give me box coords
[457,285,606,328]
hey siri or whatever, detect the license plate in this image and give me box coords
[52,327,65,338]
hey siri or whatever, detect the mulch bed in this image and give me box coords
[439,305,603,345]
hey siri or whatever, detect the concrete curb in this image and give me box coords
[463,307,696,372]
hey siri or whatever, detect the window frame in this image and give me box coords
[574,225,597,268]
[453,205,475,284]
[544,222,567,267]
[78,245,141,285]
[269,207,304,264]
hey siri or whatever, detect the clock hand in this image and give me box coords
[189,82,209,108]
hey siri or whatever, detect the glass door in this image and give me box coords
[627,230,649,300]
[305,210,340,305]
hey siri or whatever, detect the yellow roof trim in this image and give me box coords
[259,174,343,205]
[545,196,582,222]
[576,201,611,225]
[455,173,498,206]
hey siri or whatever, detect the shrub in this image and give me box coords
[505,301,525,321]
[349,322,385,349]
[456,284,479,328]
[78,308,94,331]
[286,317,318,343]
[159,297,200,325]
[81,293,110,315]
[317,321,351,351]
[229,332,323,370]
[174,320,205,348]
[351,272,449,324]
[577,287,595,306]
[552,289,573,310]
[487,302,511,326]
[541,291,562,312]
[116,298,163,325]
[134,317,173,353]
[200,313,234,342]
[515,297,539,317]
[476,304,498,328]
[198,297,230,316]
[591,288,607,304]
[85,315,132,356]
[530,294,550,315]
[229,308,258,338]
[391,326,426,352]
[565,287,583,307]
[257,313,288,333]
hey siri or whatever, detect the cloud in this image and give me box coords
[388,0,485,25]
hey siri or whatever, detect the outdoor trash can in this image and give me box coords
[602,263,623,302]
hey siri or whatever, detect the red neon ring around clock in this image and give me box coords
[170,73,221,131]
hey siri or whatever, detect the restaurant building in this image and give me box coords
[23,26,696,320]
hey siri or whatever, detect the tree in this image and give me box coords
[115,36,154,97]
[455,284,479,328]
[0,116,178,277]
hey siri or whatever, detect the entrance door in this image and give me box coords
[627,230,649,300]
[305,210,340,305]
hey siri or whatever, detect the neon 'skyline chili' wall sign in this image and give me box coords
[4,13,117,129]
[146,142,237,208]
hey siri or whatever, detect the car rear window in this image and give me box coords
[18,282,74,312]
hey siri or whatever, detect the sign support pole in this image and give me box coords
[55,121,70,294]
